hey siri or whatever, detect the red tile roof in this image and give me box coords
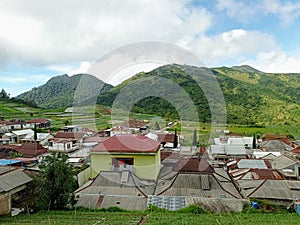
[174,157,214,173]
[91,134,160,153]
[230,168,284,180]
[9,119,26,124]
[292,146,300,154]
[55,132,85,139]
[27,118,49,123]
[262,133,292,145]
[0,120,9,125]
[17,142,48,157]
[251,169,284,180]
[49,138,73,143]
[122,119,148,128]
[160,151,180,160]
[0,143,48,158]
[0,120,16,125]
[158,133,175,143]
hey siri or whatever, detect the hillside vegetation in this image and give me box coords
[97,64,300,126]
[17,74,113,109]
[15,64,300,126]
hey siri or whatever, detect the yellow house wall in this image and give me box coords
[90,149,161,180]
[90,154,111,177]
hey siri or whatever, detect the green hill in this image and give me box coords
[17,74,113,109]
[97,64,300,126]
[14,64,300,126]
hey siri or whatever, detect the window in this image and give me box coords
[112,158,134,170]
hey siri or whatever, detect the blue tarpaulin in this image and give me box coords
[0,159,22,166]
[295,203,300,214]
[251,202,259,209]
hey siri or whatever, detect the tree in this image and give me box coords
[33,123,37,141]
[0,88,10,99]
[173,128,178,148]
[192,129,198,147]
[154,121,160,130]
[252,134,257,149]
[34,152,78,210]
[64,120,70,126]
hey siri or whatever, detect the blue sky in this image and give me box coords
[1,0,300,96]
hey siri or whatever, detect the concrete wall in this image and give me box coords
[0,193,10,216]
[77,167,92,187]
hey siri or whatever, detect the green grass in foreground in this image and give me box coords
[1,210,300,225]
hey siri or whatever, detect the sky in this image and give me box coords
[1,0,300,96]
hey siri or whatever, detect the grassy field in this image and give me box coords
[1,210,300,225]
[0,100,299,141]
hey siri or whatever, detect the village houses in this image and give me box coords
[1,116,300,215]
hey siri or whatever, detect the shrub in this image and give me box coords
[175,204,207,214]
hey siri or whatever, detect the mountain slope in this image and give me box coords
[17,74,113,109]
[97,64,300,126]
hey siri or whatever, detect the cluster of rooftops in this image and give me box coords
[1,118,300,214]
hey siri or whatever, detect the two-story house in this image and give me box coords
[90,134,161,180]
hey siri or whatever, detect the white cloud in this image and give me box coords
[216,0,300,26]
[0,74,53,84]
[216,0,259,22]
[107,62,164,86]
[48,61,92,75]
[243,50,300,73]
[0,0,212,67]
[182,29,278,65]
[262,0,300,26]
[68,62,92,75]
[1,0,299,82]
[0,76,27,83]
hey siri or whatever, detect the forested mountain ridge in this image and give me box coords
[97,64,300,125]
[17,74,113,109]
[15,64,299,126]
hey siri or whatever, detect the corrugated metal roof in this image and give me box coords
[214,168,231,180]
[271,155,297,169]
[174,157,214,173]
[237,159,268,169]
[156,173,241,199]
[227,138,246,145]
[230,169,284,180]
[101,196,147,211]
[211,145,225,154]
[260,140,293,151]
[0,167,10,174]
[286,181,300,190]
[224,145,246,155]
[90,171,155,195]
[0,169,32,192]
[76,186,148,210]
[238,180,300,200]
[201,174,210,190]
[12,129,34,136]
[75,170,155,210]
